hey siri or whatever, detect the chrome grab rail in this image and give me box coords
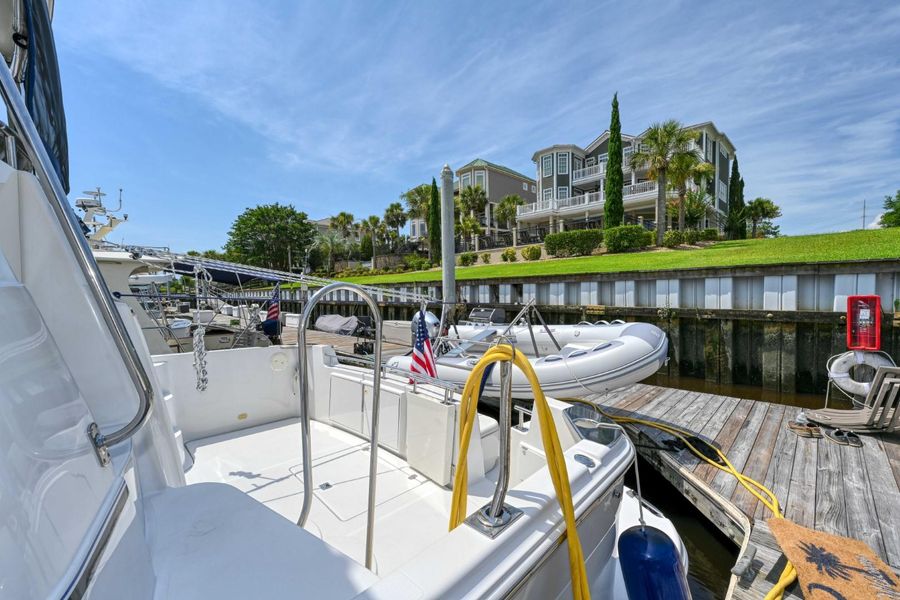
[0,60,154,465]
[296,282,383,570]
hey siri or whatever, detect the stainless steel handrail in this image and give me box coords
[296,282,383,571]
[487,357,513,519]
[0,60,154,464]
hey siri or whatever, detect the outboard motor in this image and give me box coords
[410,310,440,344]
[618,525,691,600]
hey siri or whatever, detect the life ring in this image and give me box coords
[828,351,896,397]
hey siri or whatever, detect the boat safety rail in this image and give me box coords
[333,351,461,399]
[296,282,383,571]
[0,58,154,466]
[108,242,437,304]
[567,398,796,600]
[450,345,591,600]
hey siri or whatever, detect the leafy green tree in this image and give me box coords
[880,190,900,228]
[604,93,624,228]
[428,178,441,262]
[725,157,746,239]
[667,148,714,230]
[224,203,315,271]
[630,120,696,245]
[746,197,782,238]
[401,184,431,222]
[495,194,525,231]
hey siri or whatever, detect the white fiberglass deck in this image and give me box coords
[185,418,500,574]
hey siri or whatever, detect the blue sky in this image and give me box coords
[54,1,900,252]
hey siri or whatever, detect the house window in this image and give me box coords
[461,173,471,190]
[522,181,528,191]
[531,184,536,192]
[541,154,553,177]
[410,223,417,237]
[557,187,569,199]
[558,153,568,175]
[542,188,552,201]
[573,156,583,172]
[420,223,427,236]
[585,156,596,167]
[474,170,485,189]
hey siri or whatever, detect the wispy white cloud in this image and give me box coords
[55,0,900,236]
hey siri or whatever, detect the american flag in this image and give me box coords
[266,284,281,322]
[411,310,436,378]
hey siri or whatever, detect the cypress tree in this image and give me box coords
[726,157,746,239]
[603,93,624,228]
[428,177,441,262]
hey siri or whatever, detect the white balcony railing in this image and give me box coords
[623,180,657,196]
[519,182,665,217]
[558,190,603,210]
[572,163,604,183]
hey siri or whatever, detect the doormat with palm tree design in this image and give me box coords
[768,518,900,599]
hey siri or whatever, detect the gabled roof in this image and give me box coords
[584,130,636,154]
[530,144,584,162]
[456,158,535,183]
[632,121,736,154]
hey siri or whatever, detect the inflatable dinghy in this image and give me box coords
[388,321,668,399]
[447,320,656,357]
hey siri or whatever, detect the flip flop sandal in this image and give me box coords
[824,428,863,447]
[788,420,822,438]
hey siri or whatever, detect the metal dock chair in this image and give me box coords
[806,366,900,432]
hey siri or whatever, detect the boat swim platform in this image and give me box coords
[584,383,900,600]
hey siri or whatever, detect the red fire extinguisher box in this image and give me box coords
[847,295,881,351]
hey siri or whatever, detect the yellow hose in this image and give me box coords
[565,398,797,600]
[449,345,591,600]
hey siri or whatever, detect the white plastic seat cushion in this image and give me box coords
[145,482,378,599]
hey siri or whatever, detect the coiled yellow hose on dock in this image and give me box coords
[449,345,591,600]
[566,398,797,600]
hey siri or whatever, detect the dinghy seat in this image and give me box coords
[145,482,378,599]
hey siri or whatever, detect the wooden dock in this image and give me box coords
[586,383,900,599]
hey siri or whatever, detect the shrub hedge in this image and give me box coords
[500,247,517,262]
[520,245,542,261]
[683,229,700,245]
[605,225,651,253]
[480,252,491,264]
[458,252,477,266]
[663,230,683,248]
[701,228,719,241]
[544,229,604,257]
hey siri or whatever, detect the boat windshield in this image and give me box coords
[23,0,69,193]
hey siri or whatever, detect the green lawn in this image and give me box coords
[339,229,900,285]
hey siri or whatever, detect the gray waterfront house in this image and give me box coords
[409,158,536,250]
[517,122,735,244]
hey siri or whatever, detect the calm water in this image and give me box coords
[646,372,853,410]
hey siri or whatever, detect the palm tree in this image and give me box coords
[459,185,487,224]
[667,147,714,231]
[495,194,525,231]
[459,214,482,249]
[315,229,344,273]
[401,184,431,222]
[360,215,383,270]
[630,120,697,245]
[330,211,355,238]
[746,197,782,238]
[665,188,713,230]
[383,202,407,241]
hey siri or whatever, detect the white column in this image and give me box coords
[484,202,492,235]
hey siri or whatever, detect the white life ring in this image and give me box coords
[828,351,896,397]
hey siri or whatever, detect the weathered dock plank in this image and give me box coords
[588,383,900,600]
